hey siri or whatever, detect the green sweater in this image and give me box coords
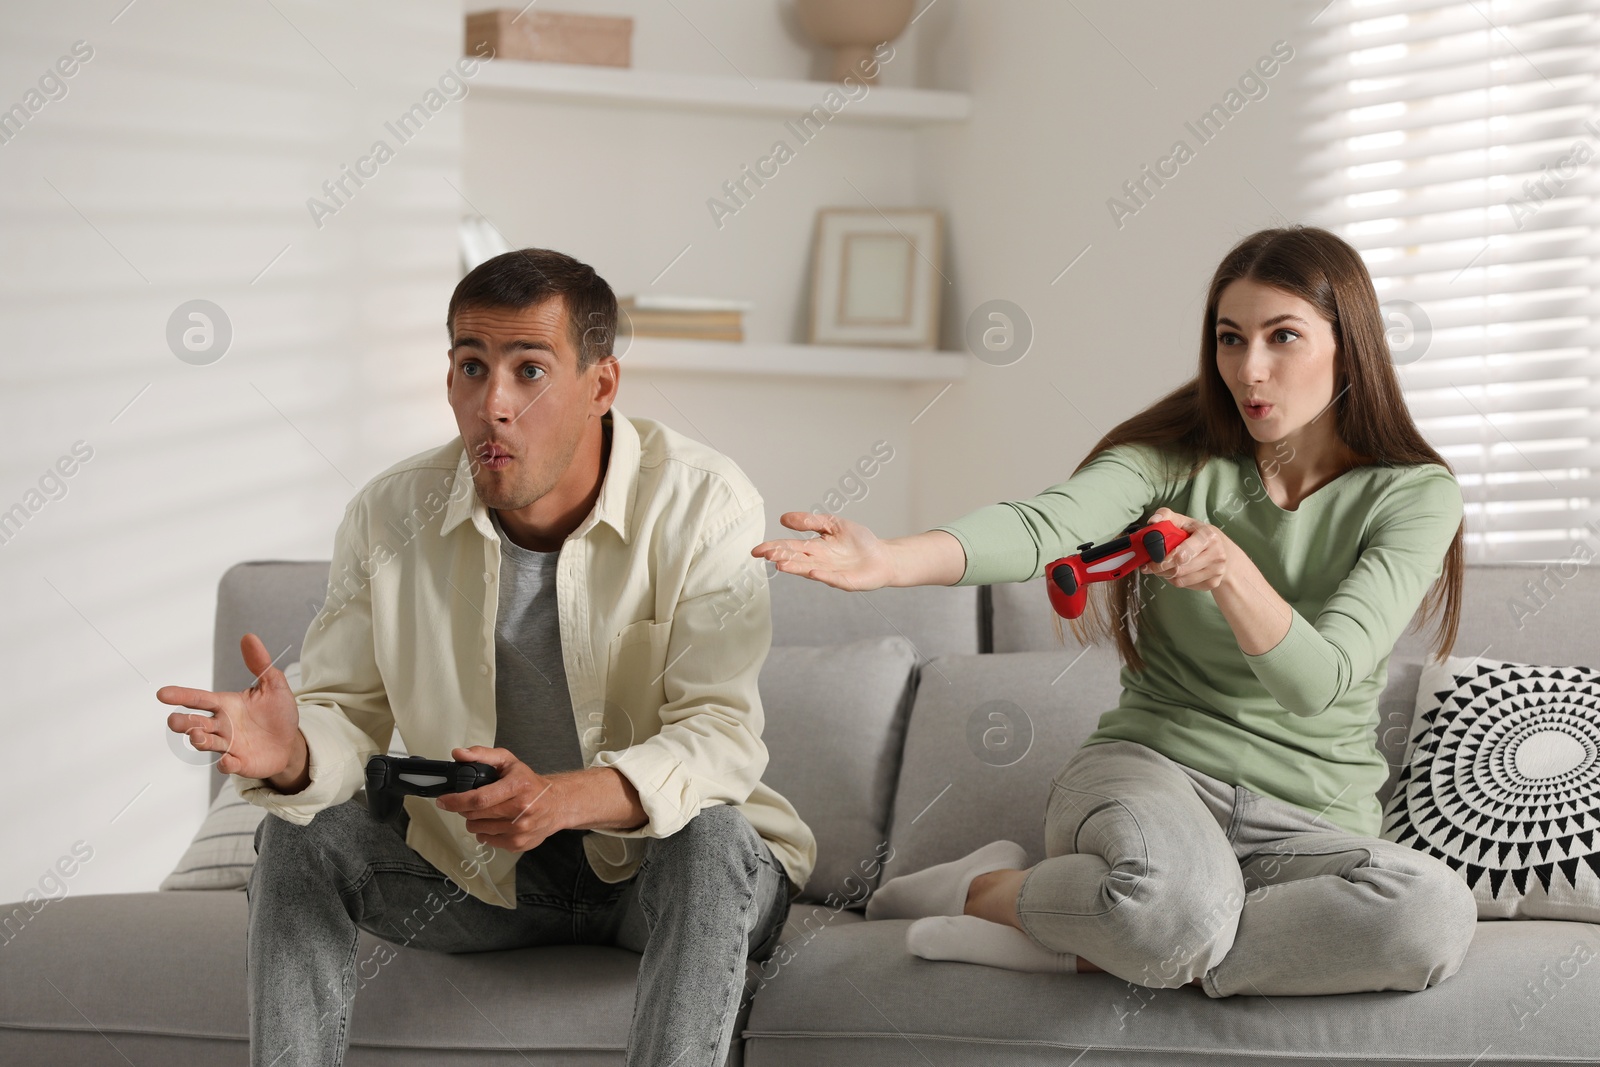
[935,443,1463,837]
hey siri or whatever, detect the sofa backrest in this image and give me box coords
[212,558,1598,899]
[769,574,982,659]
[988,562,1599,662]
[211,562,981,693]
[207,562,981,900]
[882,649,1121,881]
[212,561,331,695]
[920,562,1600,876]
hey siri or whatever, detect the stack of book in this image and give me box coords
[619,295,750,343]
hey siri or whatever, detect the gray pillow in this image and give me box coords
[758,637,919,907]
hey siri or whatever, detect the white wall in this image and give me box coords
[0,1,463,903]
[461,0,940,539]
[0,0,1318,902]
[907,0,1315,528]
[460,0,1317,538]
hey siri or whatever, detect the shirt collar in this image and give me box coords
[440,408,638,544]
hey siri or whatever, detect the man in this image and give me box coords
[158,248,814,1067]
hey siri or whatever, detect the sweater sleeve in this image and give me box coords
[934,443,1180,586]
[1242,465,1463,717]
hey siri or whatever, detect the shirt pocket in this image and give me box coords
[602,618,673,747]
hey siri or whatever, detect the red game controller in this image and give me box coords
[1045,519,1190,620]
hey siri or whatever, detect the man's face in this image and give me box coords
[445,297,609,511]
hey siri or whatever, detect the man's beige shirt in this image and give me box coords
[236,410,816,908]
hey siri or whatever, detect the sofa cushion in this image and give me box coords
[768,576,980,660]
[1375,658,1424,807]
[884,651,1120,879]
[1382,654,1600,921]
[0,889,849,1066]
[986,577,1060,655]
[741,917,1600,1066]
[0,891,637,1064]
[209,561,332,802]
[1388,563,1600,666]
[759,637,918,905]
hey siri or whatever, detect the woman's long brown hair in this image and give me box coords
[1061,225,1464,669]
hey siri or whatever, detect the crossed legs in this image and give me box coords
[878,740,1478,997]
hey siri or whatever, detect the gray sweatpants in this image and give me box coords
[246,798,790,1067]
[1017,739,1479,998]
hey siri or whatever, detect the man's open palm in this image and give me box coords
[158,632,301,779]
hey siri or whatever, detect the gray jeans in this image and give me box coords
[1018,739,1478,998]
[246,798,790,1067]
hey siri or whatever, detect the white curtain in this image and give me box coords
[1305,0,1600,563]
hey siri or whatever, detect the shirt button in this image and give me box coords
[478,664,489,675]
[483,572,493,583]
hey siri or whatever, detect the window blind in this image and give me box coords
[1305,0,1600,563]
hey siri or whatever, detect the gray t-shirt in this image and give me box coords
[490,509,584,776]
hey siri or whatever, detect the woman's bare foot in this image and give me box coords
[1078,956,1202,986]
[963,867,1029,928]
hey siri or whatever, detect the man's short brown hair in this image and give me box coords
[446,248,617,370]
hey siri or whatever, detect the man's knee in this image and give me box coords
[656,804,760,862]
[252,800,374,883]
[254,810,305,861]
[639,805,763,899]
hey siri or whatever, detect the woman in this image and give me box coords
[752,226,1480,998]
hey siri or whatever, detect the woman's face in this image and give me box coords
[1213,278,1343,449]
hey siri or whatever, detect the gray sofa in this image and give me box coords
[3,559,1597,1065]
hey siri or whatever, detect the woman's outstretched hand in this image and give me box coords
[752,512,898,591]
[1140,507,1234,593]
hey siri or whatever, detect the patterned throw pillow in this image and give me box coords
[1381,654,1600,920]
[159,772,266,891]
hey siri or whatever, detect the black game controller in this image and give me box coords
[364,755,499,822]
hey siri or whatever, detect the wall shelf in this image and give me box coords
[617,337,969,381]
[472,59,971,125]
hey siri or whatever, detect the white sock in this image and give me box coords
[865,840,1028,920]
[907,915,1078,973]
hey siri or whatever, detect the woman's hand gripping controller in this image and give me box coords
[1045,519,1191,620]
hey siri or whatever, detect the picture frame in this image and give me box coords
[808,207,943,348]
